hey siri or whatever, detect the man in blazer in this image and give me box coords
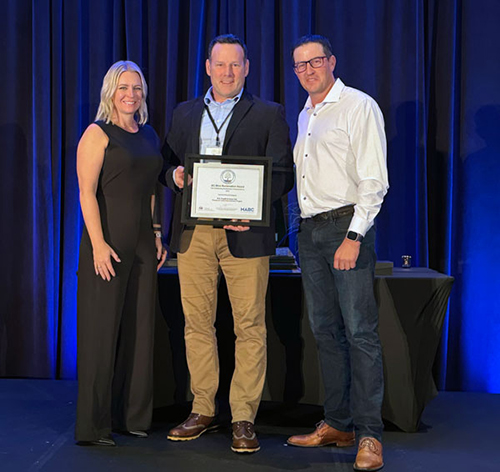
[160,34,293,453]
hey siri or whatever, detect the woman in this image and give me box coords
[75,60,166,446]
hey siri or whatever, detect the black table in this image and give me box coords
[154,266,453,432]
[376,268,454,431]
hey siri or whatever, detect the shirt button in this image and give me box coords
[305,154,308,157]
[308,133,311,136]
[303,197,307,200]
[302,175,305,179]
[313,113,317,116]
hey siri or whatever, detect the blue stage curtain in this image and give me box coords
[1,0,499,392]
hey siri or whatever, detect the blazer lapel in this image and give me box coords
[223,91,254,153]
[189,98,205,154]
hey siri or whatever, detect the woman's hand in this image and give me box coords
[155,235,167,271]
[93,242,121,281]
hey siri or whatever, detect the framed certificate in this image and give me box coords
[181,154,273,227]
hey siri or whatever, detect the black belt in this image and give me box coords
[311,205,354,222]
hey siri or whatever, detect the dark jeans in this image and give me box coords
[298,214,384,441]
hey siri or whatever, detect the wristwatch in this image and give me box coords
[346,231,363,242]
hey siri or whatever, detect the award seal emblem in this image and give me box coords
[220,169,236,184]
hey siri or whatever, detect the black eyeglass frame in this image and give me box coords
[292,55,331,73]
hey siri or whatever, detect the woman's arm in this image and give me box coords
[77,123,121,281]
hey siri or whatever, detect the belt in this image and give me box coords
[311,205,355,222]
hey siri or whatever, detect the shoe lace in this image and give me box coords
[233,421,255,438]
[359,437,378,453]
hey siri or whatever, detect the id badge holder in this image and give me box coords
[205,146,223,156]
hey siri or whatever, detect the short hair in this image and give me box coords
[95,60,148,126]
[207,34,248,61]
[291,34,333,60]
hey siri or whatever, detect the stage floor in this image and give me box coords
[0,379,497,471]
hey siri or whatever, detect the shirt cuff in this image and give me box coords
[348,214,373,237]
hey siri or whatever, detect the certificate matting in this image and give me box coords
[181,154,272,227]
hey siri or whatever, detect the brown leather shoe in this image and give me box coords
[231,421,260,453]
[287,420,355,447]
[167,413,218,441]
[353,437,384,471]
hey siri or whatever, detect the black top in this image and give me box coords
[87,120,163,256]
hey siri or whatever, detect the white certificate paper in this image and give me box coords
[191,162,264,220]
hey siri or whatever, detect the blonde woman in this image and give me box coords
[75,60,166,446]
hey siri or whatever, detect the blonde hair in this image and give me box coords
[95,60,149,125]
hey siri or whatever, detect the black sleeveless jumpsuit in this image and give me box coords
[75,121,162,441]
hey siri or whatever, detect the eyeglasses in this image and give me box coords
[293,56,329,73]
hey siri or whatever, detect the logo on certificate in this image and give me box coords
[220,170,236,184]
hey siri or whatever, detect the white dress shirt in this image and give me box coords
[294,78,389,236]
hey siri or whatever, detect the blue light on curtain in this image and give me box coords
[455,0,500,391]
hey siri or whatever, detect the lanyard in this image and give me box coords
[204,104,236,147]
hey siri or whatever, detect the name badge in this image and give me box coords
[205,146,223,156]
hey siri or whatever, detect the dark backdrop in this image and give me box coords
[1,0,499,393]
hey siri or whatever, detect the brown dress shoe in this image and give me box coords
[167,413,217,441]
[231,421,260,453]
[353,437,384,471]
[287,420,355,448]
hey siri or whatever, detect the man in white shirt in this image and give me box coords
[287,35,389,472]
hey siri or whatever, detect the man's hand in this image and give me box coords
[174,166,192,188]
[223,220,250,232]
[333,238,361,270]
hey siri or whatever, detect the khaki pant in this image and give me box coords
[177,225,269,423]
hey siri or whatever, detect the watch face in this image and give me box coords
[347,231,358,241]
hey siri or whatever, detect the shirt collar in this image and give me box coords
[304,78,345,111]
[204,86,244,106]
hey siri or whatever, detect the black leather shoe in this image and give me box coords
[77,436,116,447]
[92,436,116,446]
[128,430,148,438]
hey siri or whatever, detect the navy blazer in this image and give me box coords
[160,90,294,258]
